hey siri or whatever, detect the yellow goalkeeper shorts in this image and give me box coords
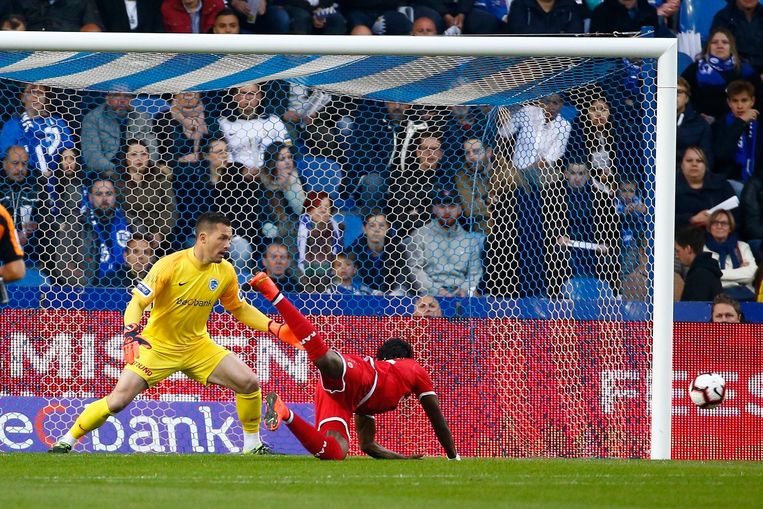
[125,339,231,387]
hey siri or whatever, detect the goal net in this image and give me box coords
[0,33,677,458]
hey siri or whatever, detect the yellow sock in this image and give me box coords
[70,397,113,440]
[236,389,262,434]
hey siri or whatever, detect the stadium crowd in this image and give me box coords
[1,0,763,305]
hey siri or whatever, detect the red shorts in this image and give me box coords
[314,352,377,443]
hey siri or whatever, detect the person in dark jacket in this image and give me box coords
[589,0,657,35]
[739,169,763,259]
[675,226,723,301]
[680,27,762,124]
[505,0,584,34]
[710,0,763,75]
[713,80,763,189]
[10,0,103,31]
[96,0,164,32]
[677,77,714,168]
[675,146,737,229]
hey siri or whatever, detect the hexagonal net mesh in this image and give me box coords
[0,48,657,457]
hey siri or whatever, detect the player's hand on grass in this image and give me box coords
[122,323,152,364]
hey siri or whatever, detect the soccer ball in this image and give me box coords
[689,373,726,410]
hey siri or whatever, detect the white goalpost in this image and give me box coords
[0,32,676,459]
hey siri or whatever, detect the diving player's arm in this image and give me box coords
[354,414,423,460]
[419,394,459,460]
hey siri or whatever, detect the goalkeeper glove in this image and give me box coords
[122,323,152,364]
[268,320,305,350]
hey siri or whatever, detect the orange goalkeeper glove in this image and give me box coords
[268,320,305,350]
[122,323,152,364]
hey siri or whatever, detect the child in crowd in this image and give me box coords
[329,253,378,295]
[714,80,763,195]
[615,178,647,275]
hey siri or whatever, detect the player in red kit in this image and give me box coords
[249,272,459,461]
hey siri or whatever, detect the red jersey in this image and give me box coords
[319,353,435,415]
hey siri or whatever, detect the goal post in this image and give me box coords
[0,32,676,459]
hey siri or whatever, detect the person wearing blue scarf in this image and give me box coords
[681,27,763,123]
[704,209,758,301]
[80,179,133,287]
[714,80,763,189]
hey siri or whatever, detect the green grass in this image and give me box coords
[1,455,761,509]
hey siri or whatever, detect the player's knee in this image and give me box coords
[106,392,133,413]
[316,431,348,460]
[237,372,260,394]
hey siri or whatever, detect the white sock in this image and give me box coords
[243,431,262,452]
[61,432,77,446]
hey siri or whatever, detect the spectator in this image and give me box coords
[11,0,103,31]
[51,148,87,285]
[704,209,757,300]
[387,133,452,238]
[0,84,74,180]
[405,184,483,297]
[676,77,714,167]
[505,0,585,35]
[59,178,134,287]
[414,0,506,35]
[455,138,491,234]
[211,6,239,32]
[615,177,647,276]
[711,293,743,322]
[552,161,618,298]
[589,0,657,36]
[108,232,157,287]
[96,0,165,32]
[621,243,649,301]
[411,15,437,35]
[259,239,301,293]
[213,141,266,283]
[260,142,304,253]
[713,80,763,193]
[342,0,412,35]
[274,1,346,35]
[0,146,41,257]
[471,1,509,33]
[680,28,761,125]
[344,100,407,216]
[497,93,572,188]
[675,226,723,302]
[1,13,25,30]
[675,146,736,229]
[81,91,159,179]
[740,163,763,258]
[161,0,224,33]
[0,202,25,284]
[122,139,176,254]
[710,0,763,76]
[329,252,377,295]
[219,83,290,172]
[155,91,220,166]
[566,95,625,187]
[227,0,288,34]
[297,190,341,293]
[412,295,442,317]
[348,212,403,294]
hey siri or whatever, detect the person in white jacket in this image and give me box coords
[704,209,758,301]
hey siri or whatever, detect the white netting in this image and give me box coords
[0,45,659,457]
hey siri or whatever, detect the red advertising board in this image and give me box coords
[0,309,760,459]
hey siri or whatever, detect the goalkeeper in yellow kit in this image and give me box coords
[49,212,300,454]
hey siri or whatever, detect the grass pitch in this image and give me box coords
[1,455,761,509]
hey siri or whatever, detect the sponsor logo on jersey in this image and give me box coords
[135,282,152,297]
[179,281,189,286]
[209,279,219,291]
[175,298,213,307]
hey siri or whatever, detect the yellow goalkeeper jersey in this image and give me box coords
[131,248,243,350]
